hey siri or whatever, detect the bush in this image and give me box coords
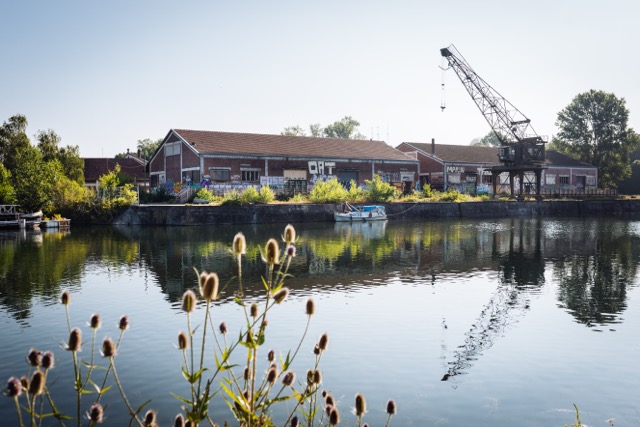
[194,188,218,203]
[308,178,348,203]
[221,189,242,206]
[422,184,434,199]
[365,175,397,203]
[141,186,174,204]
[240,186,260,204]
[347,180,367,203]
[257,185,275,204]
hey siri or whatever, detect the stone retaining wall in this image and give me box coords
[113,199,640,226]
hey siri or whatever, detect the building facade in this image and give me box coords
[397,140,598,195]
[148,129,419,195]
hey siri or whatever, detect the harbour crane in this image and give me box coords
[440,45,546,197]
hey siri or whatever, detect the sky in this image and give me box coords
[2,1,639,158]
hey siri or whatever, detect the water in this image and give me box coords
[1,218,640,426]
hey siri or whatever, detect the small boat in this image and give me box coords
[0,207,43,229]
[334,204,387,222]
[42,218,71,229]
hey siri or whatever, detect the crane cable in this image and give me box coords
[440,57,448,111]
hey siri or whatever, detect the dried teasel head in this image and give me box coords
[67,328,82,352]
[27,348,42,367]
[266,366,278,385]
[355,393,367,416]
[144,409,157,427]
[290,415,299,427]
[282,371,295,387]
[101,337,116,358]
[272,288,289,304]
[201,272,219,301]
[283,224,296,244]
[41,351,55,370]
[6,377,22,397]
[250,303,259,318]
[60,290,71,305]
[178,331,189,350]
[181,290,197,313]
[173,414,185,427]
[28,371,45,396]
[305,298,315,316]
[233,232,246,256]
[118,315,130,331]
[90,313,101,329]
[219,321,228,334]
[325,393,335,407]
[386,399,397,415]
[329,406,340,426]
[267,349,275,362]
[88,402,104,424]
[318,333,329,351]
[263,238,280,266]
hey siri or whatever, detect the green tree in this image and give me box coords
[323,116,367,139]
[470,131,501,147]
[552,90,640,188]
[11,144,61,212]
[365,174,397,202]
[0,163,16,204]
[36,130,84,184]
[116,138,162,160]
[0,114,30,172]
[281,125,306,136]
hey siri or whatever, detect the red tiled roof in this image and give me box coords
[402,142,596,168]
[172,129,417,162]
[83,158,148,182]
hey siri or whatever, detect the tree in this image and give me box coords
[11,144,60,212]
[0,115,30,172]
[37,130,84,184]
[281,126,306,136]
[0,163,16,204]
[323,116,366,139]
[552,90,640,188]
[470,131,501,147]
[116,138,163,160]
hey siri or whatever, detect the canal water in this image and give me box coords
[1,218,639,426]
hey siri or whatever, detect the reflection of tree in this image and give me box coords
[0,231,86,320]
[553,221,638,327]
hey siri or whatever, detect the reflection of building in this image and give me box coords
[148,130,419,195]
[396,140,598,194]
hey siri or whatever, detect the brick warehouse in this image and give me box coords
[148,129,419,195]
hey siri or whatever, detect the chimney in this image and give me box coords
[431,138,435,155]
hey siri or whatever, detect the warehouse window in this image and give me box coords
[210,168,230,182]
[559,176,570,185]
[241,170,260,182]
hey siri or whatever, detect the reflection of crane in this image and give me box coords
[440,45,546,197]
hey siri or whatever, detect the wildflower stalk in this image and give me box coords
[12,394,24,427]
[95,327,126,402]
[108,357,144,427]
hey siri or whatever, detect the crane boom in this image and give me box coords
[441,45,545,166]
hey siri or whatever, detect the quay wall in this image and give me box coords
[113,199,640,226]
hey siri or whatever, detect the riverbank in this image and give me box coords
[113,199,640,226]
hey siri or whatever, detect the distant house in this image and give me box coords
[147,129,419,195]
[396,140,598,194]
[83,158,149,191]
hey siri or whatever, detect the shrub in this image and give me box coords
[257,185,275,204]
[365,175,397,203]
[308,178,348,203]
[422,184,434,199]
[194,187,218,203]
[221,189,242,206]
[240,186,260,204]
[289,193,307,203]
[347,180,367,203]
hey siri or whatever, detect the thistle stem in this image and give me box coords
[109,357,144,427]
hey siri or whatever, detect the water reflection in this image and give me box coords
[1,219,639,330]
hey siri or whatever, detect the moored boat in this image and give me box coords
[334,204,387,222]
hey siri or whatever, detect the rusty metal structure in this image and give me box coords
[440,45,546,197]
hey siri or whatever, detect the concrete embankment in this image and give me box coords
[113,199,640,226]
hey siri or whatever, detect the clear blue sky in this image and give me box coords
[2,1,638,157]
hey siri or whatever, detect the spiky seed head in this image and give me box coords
[233,232,246,256]
[266,366,277,384]
[322,390,328,398]
[318,333,329,351]
[198,271,208,295]
[201,273,219,301]
[305,298,315,316]
[313,344,320,355]
[313,369,322,384]
[6,377,22,397]
[185,421,195,427]
[42,351,55,370]
[267,349,275,362]
[325,404,333,417]
[101,337,116,358]
[118,315,130,331]
[273,288,289,304]
[286,244,296,257]
[386,400,397,415]
[264,238,280,266]
[325,393,335,407]
[283,224,296,244]
[20,376,29,390]
[28,371,45,396]
[88,402,104,423]
[219,321,228,334]
[173,414,185,427]
[181,290,197,313]
[250,303,259,318]
[27,348,42,367]
[329,406,340,426]
[60,290,71,305]
[290,415,299,427]
[363,424,369,427]
[67,328,82,352]
[144,409,157,427]
[178,331,189,350]
[90,313,101,329]
[306,369,314,385]
[355,393,366,416]
[243,367,252,381]
[282,371,295,386]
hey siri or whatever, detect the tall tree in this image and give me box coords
[281,126,306,136]
[36,129,84,184]
[470,131,501,147]
[116,138,163,160]
[323,116,366,139]
[552,90,640,188]
[0,163,16,204]
[0,114,30,172]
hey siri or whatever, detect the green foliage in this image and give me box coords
[323,116,367,139]
[257,185,275,203]
[221,189,242,206]
[289,193,307,203]
[12,144,59,212]
[48,175,93,219]
[422,184,434,198]
[194,188,218,202]
[308,178,349,203]
[470,131,502,147]
[95,164,138,220]
[240,186,260,204]
[347,180,367,203]
[0,163,16,204]
[436,188,463,202]
[365,174,397,202]
[553,90,640,188]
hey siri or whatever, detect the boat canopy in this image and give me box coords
[363,206,385,212]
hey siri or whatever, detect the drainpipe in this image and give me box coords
[444,162,448,191]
